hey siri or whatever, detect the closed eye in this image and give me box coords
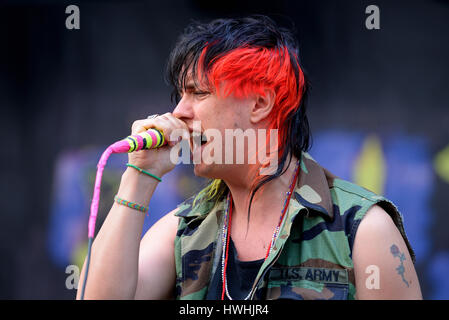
[178,82,210,98]
[193,91,209,96]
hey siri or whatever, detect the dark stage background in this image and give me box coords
[1,0,448,299]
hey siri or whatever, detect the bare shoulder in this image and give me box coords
[134,208,180,300]
[352,205,422,299]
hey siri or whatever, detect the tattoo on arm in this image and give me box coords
[390,244,409,287]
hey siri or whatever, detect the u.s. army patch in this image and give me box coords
[268,267,349,285]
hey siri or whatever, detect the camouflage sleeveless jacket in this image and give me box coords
[173,152,416,300]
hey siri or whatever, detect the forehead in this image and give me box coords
[179,59,211,84]
[179,69,209,91]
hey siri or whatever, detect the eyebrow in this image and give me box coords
[180,82,206,93]
[178,77,210,95]
[184,83,196,90]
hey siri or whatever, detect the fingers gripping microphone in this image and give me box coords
[81,128,166,299]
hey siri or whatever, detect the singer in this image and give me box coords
[77,15,422,300]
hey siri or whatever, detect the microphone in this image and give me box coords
[109,128,167,154]
[80,127,168,299]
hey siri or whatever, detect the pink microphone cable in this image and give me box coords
[80,128,166,299]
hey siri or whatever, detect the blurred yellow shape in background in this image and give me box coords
[353,135,386,195]
[435,144,449,184]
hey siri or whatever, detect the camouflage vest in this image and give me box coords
[173,152,416,300]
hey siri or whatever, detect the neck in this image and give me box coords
[222,155,299,225]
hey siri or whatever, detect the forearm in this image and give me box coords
[77,167,161,299]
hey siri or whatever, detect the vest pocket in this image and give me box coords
[265,279,348,300]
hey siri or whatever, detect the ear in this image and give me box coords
[249,88,276,124]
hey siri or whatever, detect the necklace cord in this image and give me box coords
[221,197,232,300]
[221,159,300,300]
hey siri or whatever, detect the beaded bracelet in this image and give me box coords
[114,195,148,214]
[126,163,162,182]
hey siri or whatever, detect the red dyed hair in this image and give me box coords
[198,45,305,169]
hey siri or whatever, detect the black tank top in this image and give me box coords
[206,237,264,300]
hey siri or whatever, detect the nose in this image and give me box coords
[173,96,194,121]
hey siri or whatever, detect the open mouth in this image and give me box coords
[201,134,208,146]
[188,131,207,162]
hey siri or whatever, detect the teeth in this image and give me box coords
[201,134,207,144]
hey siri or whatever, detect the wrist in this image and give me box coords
[117,168,159,203]
[126,160,165,178]
[122,167,161,185]
[126,163,163,182]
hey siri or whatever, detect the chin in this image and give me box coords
[193,163,210,178]
[193,162,221,180]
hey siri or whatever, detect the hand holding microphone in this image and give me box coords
[123,113,190,178]
[88,113,189,239]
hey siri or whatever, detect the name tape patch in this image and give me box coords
[268,267,349,285]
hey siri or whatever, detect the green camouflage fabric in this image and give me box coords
[173,152,416,300]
